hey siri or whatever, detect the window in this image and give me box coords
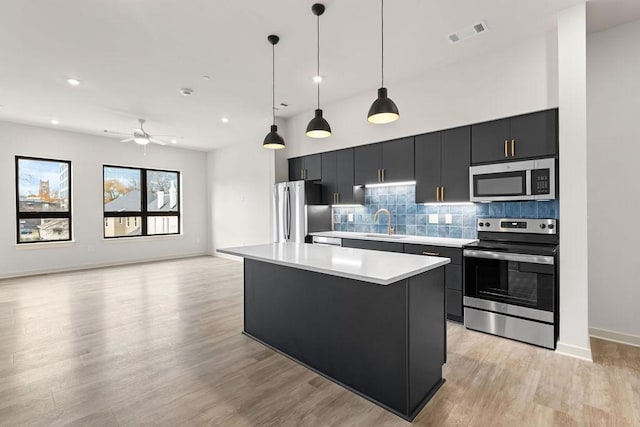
[103,165,180,238]
[16,156,72,243]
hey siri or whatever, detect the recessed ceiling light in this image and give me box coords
[203,75,211,81]
[171,139,177,144]
[221,117,229,124]
[180,88,194,96]
[313,75,323,83]
[66,78,80,86]
[51,119,60,125]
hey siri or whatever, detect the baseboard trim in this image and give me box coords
[555,341,593,362]
[0,252,211,280]
[590,327,640,348]
[214,251,243,262]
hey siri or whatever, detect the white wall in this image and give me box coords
[587,18,640,344]
[0,120,208,278]
[277,32,558,169]
[556,3,592,360]
[208,141,274,254]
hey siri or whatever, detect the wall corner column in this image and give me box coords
[556,2,592,361]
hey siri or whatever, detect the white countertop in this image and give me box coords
[309,231,477,248]
[217,242,450,286]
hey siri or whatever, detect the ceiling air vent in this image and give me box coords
[448,20,488,44]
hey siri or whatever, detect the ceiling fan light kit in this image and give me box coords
[305,3,331,139]
[367,0,400,124]
[263,34,286,150]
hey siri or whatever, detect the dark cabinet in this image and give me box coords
[404,243,464,322]
[471,109,558,165]
[382,137,415,182]
[342,239,405,253]
[288,154,322,181]
[321,149,364,205]
[415,127,470,203]
[354,137,414,185]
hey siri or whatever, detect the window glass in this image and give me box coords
[146,170,179,212]
[18,158,69,212]
[18,218,70,242]
[147,216,179,235]
[103,167,141,212]
[104,217,142,237]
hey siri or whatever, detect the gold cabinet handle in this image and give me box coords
[422,251,440,256]
[511,139,515,157]
[504,140,509,158]
[441,186,445,201]
[381,169,385,182]
[436,187,440,202]
[377,169,381,182]
[301,169,304,180]
[337,193,340,204]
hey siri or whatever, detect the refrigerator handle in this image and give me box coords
[286,187,292,240]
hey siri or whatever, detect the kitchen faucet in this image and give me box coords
[374,208,394,236]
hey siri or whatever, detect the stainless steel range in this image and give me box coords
[463,218,559,349]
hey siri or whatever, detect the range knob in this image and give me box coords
[479,222,485,227]
[548,224,555,230]
[485,222,491,227]
[540,224,546,229]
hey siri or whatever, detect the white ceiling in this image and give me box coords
[0,0,635,151]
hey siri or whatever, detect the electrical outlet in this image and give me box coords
[445,214,453,224]
[348,213,354,222]
[429,214,439,224]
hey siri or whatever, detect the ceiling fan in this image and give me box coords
[104,118,177,146]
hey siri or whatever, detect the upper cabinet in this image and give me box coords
[354,137,414,185]
[320,149,364,205]
[288,153,322,181]
[471,109,558,165]
[415,127,471,203]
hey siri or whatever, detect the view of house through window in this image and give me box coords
[103,165,180,238]
[16,156,72,243]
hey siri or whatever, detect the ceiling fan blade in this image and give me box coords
[104,129,131,136]
[121,137,134,142]
[150,138,168,146]
[153,134,181,138]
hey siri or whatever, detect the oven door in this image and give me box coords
[463,249,555,322]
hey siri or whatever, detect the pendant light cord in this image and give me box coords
[316,12,321,109]
[381,0,384,88]
[272,42,276,126]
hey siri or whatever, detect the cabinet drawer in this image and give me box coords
[447,289,463,319]
[342,239,405,253]
[445,264,462,291]
[404,244,462,265]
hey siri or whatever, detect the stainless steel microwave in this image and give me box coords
[469,158,556,202]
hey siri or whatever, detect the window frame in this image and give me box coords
[102,164,181,239]
[15,155,73,244]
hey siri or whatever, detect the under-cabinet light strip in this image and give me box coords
[364,181,416,188]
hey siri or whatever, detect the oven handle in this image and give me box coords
[464,249,554,265]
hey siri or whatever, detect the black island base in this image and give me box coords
[243,258,446,421]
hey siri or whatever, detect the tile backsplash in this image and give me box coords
[332,184,559,239]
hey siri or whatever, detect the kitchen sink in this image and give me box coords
[363,234,406,240]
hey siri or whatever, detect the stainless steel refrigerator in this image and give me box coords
[273,180,331,243]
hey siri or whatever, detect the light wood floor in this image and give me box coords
[0,256,638,426]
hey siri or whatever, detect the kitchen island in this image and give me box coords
[218,242,450,421]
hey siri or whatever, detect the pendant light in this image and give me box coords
[306,3,331,139]
[367,0,400,124]
[263,34,285,149]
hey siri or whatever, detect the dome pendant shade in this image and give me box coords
[306,109,332,138]
[367,87,399,124]
[263,124,285,149]
[263,34,285,150]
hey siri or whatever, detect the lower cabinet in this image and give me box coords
[341,239,465,322]
[404,244,464,323]
[341,239,405,253]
